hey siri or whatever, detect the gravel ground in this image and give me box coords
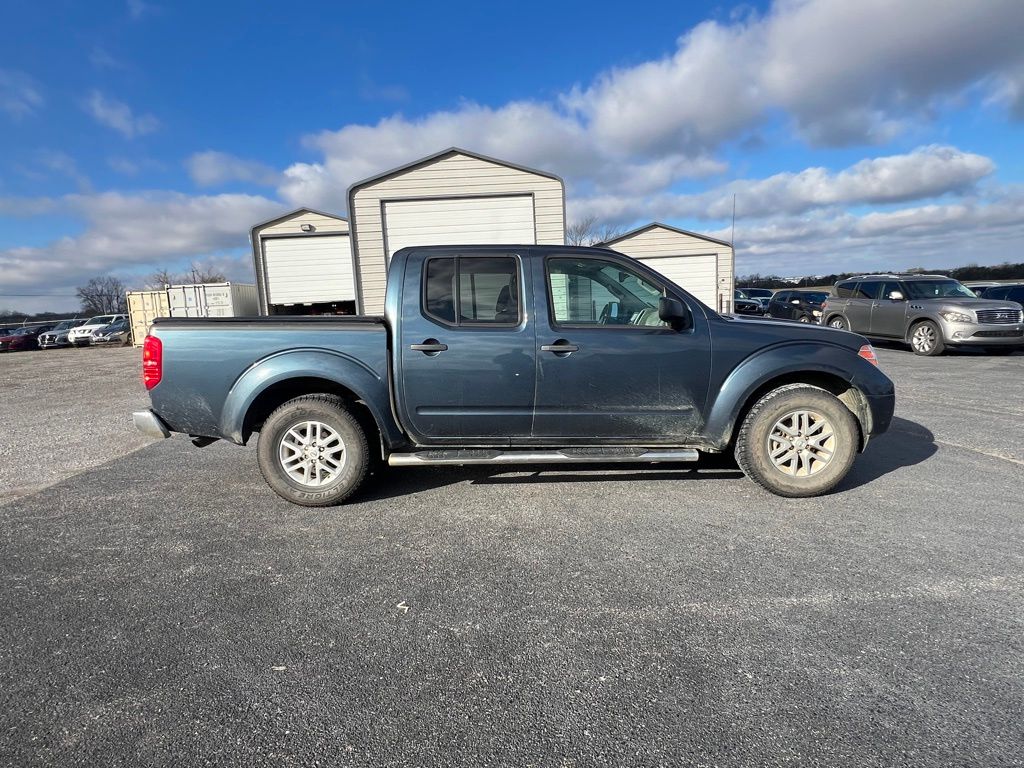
[1,346,1022,767]
[0,346,149,501]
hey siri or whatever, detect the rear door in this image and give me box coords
[869,281,909,337]
[845,281,876,333]
[396,249,536,444]
[768,291,791,318]
[530,251,711,441]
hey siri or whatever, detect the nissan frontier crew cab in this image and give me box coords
[134,245,895,504]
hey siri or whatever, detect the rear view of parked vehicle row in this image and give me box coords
[135,244,895,506]
[821,274,1024,356]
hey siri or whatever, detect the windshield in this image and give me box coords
[15,327,36,335]
[743,289,773,298]
[904,280,977,299]
[88,315,115,325]
[735,289,749,299]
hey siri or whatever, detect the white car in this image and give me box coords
[67,314,127,346]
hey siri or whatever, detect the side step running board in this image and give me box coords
[388,448,699,467]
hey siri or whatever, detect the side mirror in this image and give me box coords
[889,291,905,301]
[659,296,691,330]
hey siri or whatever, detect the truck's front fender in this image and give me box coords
[700,341,892,451]
[219,348,400,446]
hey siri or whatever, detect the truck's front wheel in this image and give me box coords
[257,394,369,507]
[735,384,859,498]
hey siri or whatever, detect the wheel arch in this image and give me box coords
[219,349,404,454]
[702,344,873,453]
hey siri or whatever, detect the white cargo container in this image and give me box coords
[126,289,171,346]
[166,282,259,318]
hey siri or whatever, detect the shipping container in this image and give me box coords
[126,289,171,347]
[165,282,259,318]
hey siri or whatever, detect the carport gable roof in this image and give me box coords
[598,222,732,249]
[345,146,565,205]
[248,207,347,241]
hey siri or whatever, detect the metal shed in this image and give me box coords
[347,147,565,314]
[599,223,735,313]
[250,208,355,315]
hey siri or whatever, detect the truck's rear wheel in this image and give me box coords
[257,394,369,507]
[735,384,858,498]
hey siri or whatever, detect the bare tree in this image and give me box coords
[149,268,177,288]
[148,262,227,288]
[76,276,127,314]
[188,262,227,283]
[566,216,625,246]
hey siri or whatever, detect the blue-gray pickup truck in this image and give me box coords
[134,245,895,504]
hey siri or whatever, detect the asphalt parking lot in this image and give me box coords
[1,344,1022,766]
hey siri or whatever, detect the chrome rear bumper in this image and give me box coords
[133,410,171,440]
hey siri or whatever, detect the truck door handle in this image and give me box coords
[410,339,448,355]
[541,340,579,355]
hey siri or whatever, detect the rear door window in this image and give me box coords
[835,281,856,297]
[423,256,521,327]
[855,281,881,299]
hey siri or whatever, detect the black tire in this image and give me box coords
[257,394,369,507]
[735,384,859,498]
[908,320,945,356]
[797,315,811,323]
[985,346,1018,356]
[827,315,848,331]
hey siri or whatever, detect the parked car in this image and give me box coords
[38,319,89,349]
[738,287,774,313]
[67,314,127,346]
[0,324,55,352]
[962,281,1002,297]
[820,274,1024,356]
[0,326,16,338]
[134,244,895,503]
[767,290,829,323]
[91,318,131,346]
[974,283,1024,307]
[733,289,763,316]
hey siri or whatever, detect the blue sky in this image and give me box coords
[2,0,1024,312]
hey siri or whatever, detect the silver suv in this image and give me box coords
[821,274,1024,356]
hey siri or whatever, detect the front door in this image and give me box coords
[530,252,711,442]
[397,250,536,444]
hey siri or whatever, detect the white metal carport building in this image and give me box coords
[250,208,355,315]
[347,147,565,314]
[599,223,735,314]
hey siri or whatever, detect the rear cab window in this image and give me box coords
[423,255,521,327]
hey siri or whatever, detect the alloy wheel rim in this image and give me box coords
[912,325,935,352]
[278,420,346,487]
[830,318,845,329]
[767,410,836,477]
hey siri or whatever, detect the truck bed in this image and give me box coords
[147,315,390,442]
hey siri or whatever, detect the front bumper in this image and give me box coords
[133,410,171,440]
[941,321,1024,346]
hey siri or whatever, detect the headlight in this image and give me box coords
[812,309,822,317]
[940,311,973,323]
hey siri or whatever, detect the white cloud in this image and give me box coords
[568,145,995,224]
[0,192,280,311]
[186,151,279,187]
[83,91,159,138]
[0,69,43,119]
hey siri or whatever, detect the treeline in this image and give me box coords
[739,262,1024,289]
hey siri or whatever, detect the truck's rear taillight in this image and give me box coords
[142,335,162,389]
[858,344,879,367]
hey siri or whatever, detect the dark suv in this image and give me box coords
[821,274,1024,356]
[767,290,829,323]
